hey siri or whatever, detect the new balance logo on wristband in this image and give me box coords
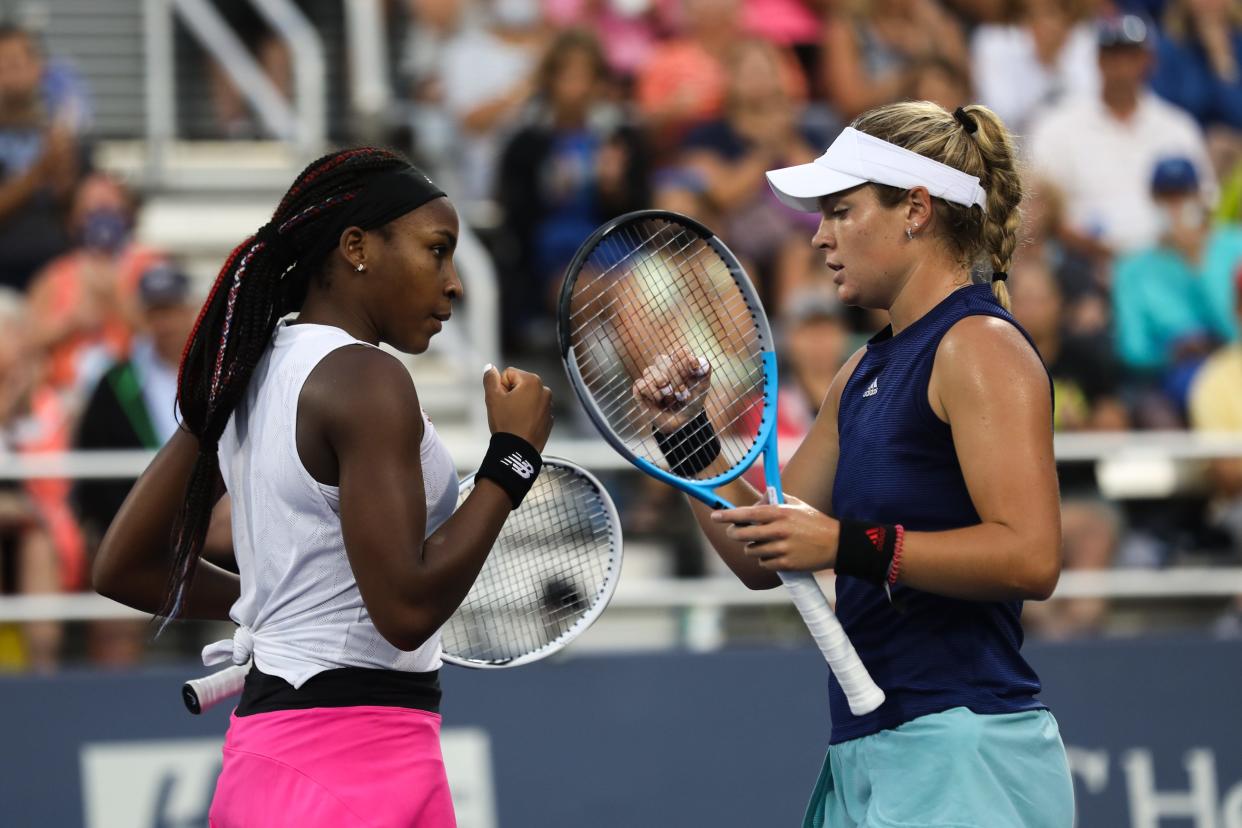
[501,453,535,479]
[862,378,879,398]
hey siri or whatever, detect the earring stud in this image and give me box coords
[356,263,366,272]
[906,227,914,241]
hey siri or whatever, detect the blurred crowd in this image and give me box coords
[3,0,1242,668]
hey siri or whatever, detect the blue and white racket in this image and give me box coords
[557,209,884,716]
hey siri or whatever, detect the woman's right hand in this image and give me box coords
[632,346,713,434]
[483,365,553,451]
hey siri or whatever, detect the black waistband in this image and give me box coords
[235,665,442,717]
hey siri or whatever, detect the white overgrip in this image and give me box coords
[779,572,885,716]
[183,663,249,714]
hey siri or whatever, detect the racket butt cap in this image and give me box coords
[182,683,203,715]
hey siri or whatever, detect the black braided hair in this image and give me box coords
[159,147,411,624]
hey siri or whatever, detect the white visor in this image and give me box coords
[766,127,988,213]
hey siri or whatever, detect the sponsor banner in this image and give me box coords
[1,639,1239,827]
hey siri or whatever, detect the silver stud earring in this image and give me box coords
[356,263,366,272]
[906,227,914,241]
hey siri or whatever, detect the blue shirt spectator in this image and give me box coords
[1114,157,1242,376]
[1150,0,1242,130]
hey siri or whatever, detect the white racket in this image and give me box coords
[183,458,622,713]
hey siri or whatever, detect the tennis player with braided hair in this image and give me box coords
[636,102,1074,826]
[92,147,553,827]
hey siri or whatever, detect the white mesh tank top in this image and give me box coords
[207,321,458,687]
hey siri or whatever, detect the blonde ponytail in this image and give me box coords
[958,105,1022,311]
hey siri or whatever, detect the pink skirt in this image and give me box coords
[209,706,457,827]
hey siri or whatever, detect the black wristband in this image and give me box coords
[653,410,722,478]
[476,432,542,508]
[834,519,897,585]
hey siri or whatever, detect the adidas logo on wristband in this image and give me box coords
[501,453,535,479]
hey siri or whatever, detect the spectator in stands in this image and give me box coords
[1018,175,1106,336]
[541,0,668,80]
[205,1,305,139]
[25,173,164,402]
[971,0,1100,134]
[1011,259,1128,640]
[1189,267,1242,552]
[777,290,849,442]
[905,54,973,113]
[820,0,969,121]
[496,29,650,352]
[0,23,84,291]
[0,288,76,670]
[678,38,821,312]
[635,0,745,152]
[740,289,849,495]
[1113,156,1242,421]
[1027,14,1215,257]
[1151,0,1242,132]
[1013,257,1129,432]
[72,263,196,667]
[400,0,545,204]
[74,263,194,542]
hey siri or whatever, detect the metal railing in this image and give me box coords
[2,432,1241,480]
[143,0,326,179]
[2,569,1242,624]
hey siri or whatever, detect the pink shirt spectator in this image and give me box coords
[741,0,820,46]
[543,0,669,75]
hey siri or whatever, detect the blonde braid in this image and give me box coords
[958,104,1023,311]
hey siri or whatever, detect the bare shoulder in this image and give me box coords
[938,315,1045,378]
[302,344,422,441]
[931,315,1049,419]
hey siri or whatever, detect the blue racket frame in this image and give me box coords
[557,209,786,510]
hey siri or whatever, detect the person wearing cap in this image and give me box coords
[74,264,198,543]
[1027,13,1215,255]
[71,263,200,668]
[681,101,1072,827]
[1112,155,1242,419]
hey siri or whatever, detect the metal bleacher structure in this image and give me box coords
[2,0,1242,650]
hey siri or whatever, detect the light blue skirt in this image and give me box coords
[803,706,1074,828]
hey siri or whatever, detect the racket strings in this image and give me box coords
[441,467,618,664]
[566,219,768,477]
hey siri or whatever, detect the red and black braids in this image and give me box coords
[159,147,409,624]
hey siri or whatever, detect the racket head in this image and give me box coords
[556,210,779,497]
[440,458,623,669]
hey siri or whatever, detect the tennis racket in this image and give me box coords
[557,209,884,716]
[183,458,623,713]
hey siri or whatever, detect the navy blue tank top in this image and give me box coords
[829,283,1047,744]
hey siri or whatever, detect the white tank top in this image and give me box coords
[206,322,459,688]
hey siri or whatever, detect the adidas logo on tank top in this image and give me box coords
[862,377,879,398]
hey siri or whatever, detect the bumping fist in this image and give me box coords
[483,364,554,451]
[632,346,712,433]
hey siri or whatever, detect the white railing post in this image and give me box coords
[143,0,177,183]
[249,0,327,157]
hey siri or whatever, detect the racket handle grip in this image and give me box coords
[183,663,249,715]
[778,572,885,716]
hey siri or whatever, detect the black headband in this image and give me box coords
[262,166,447,269]
[337,166,446,233]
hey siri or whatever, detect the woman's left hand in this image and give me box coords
[709,494,839,572]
